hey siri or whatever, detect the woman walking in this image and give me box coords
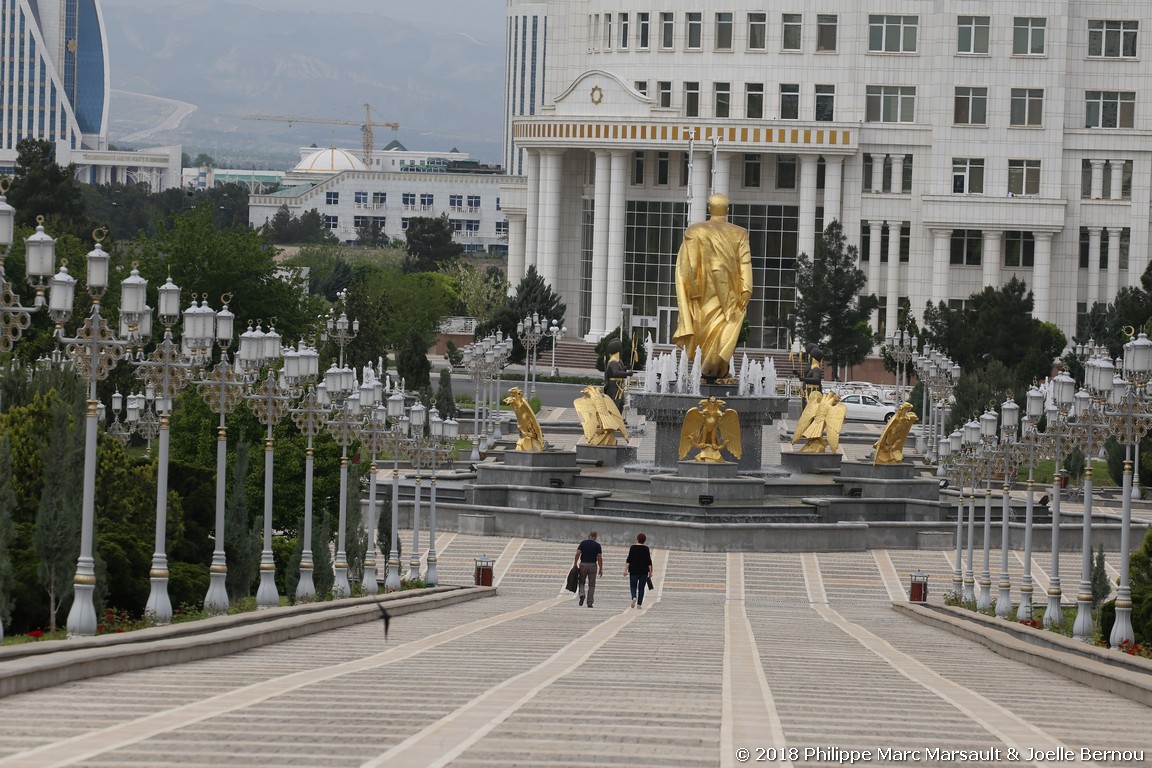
[625,533,653,608]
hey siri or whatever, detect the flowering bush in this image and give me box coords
[943,590,963,606]
[96,607,138,634]
[27,629,44,640]
[1116,638,1151,658]
[400,577,427,590]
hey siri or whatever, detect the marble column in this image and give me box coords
[1110,160,1125,200]
[690,149,711,223]
[885,221,902,335]
[982,230,1001,287]
[868,220,884,331]
[536,149,563,290]
[889,154,905,194]
[604,151,628,335]
[1086,227,1103,308]
[713,151,731,196]
[1090,159,1106,200]
[506,213,526,295]
[871,153,885,193]
[931,228,951,305]
[822,156,843,227]
[798,154,819,258]
[524,150,540,272]
[1106,227,1122,302]
[1033,232,1053,321]
[587,150,612,340]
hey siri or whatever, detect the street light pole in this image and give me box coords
[1046,369,1076,629]
[549,319,566,378]
[517,311,547,399]
[383,389,408,591]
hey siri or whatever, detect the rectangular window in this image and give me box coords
[957,16,990,54]
[1010,88,1044,126]
[1013,17,1046,55]
[950,229,983,265]
[816,14,837,52]
[632,151,645,185]
[467,194,481,210]
[604,13,612,49]
[782,14,801,51]
[716,12,733,50]
[748,12,766,50]
[1004,231,1035,267]
[660,12,674,48]
[619,12,629,49]
[1008,160,1040,195]
[449,194,463,209]
[685,81,700,117]
[372,192,386,206]
[635,80,648,96]
[401,217,411,231]
[325,191,339,205]
[419,193,434,208]
[658,81,672,108]
[1088,20,1137,58]
[354,191,368,205]
[656,152,670,185]
[776,155,797,189]
[465,220,481,234]
[746,83,764,119]
[780,83,799,119]
[714,82,730,118]
[402,192,416,208]
[1085,91,1135,128]
[815,85,835,121]
[865,86,916,123]
[687,12,702,49]
[869,15,918,53]
[953,87,988,125]
[323,214,338,230]
[952,158,985,194]
[496,221,509,236]
[743,154,761,188]
[354,215,367,228]
[638,12,650,48]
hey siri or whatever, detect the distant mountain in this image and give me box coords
[103,0,506,167]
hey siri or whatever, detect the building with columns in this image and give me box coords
[0,0,181,189]
[501,1,1152,347]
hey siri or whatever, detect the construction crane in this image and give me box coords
[243,103,399,165]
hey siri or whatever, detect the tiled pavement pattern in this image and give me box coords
[0,537,1148,767]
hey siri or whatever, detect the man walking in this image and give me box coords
[574,531,603,607]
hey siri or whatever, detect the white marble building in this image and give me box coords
[501,1,1152,346]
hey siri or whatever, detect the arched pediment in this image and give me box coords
[551,69,657,118]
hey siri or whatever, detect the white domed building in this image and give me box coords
[285,146,368,183]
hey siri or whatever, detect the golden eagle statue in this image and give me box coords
[573,386,628,446]
[679,396,742,463]
[503,386,544,452]
[873,401,918,464]
[791,391,847,453]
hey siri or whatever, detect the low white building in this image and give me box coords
[248,145,509,254]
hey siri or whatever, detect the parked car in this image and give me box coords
[838,393,896,422]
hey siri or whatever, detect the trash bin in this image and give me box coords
[909,569,928,603]
[474,556,495,586]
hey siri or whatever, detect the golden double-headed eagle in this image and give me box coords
[503,387,544,452]
[792,391,847,453]
[679,396,742,463]
[573,386,628,446]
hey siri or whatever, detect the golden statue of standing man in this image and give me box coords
[673,193,753,381]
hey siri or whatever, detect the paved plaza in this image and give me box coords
[0,533,1149,768]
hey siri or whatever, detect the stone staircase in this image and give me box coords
[546,337,600,371]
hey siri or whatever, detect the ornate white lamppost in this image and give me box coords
[938,429,963,594]
[320,295,359,597]
[548,319,567,378]
[357,372,382,592]
[49,232,144,636]
[286,347,325,602]
[994,399,1021,618]
[382,389,409,591]
[1044,369,1077,629]
[883,328,916,403]
[1012,387,1047,623]
[517,311,547,398]
[960,419,981,603]
[196,297,243,613]
[358,389,397,595]
[407,404,458,586]
[240,322,289,609]
[975,409,1001,611]
[133,283,216,622]
[405,399,427,581]
[1110,332,1152,646]
[0,184,53,350]
[483,333,513,450]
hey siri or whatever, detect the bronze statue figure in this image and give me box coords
[574,385,628,446]
[799,343,826,393]
[679,396,743,463]
[673,193,753,381]
[873,402,918,464]
[503,386,544,452]
[603,338,630,407]
[792,391,847,454]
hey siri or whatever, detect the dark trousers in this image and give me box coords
[629,572,648,605]
[577,563,598,604]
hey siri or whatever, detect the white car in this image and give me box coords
[838,393,896,423]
